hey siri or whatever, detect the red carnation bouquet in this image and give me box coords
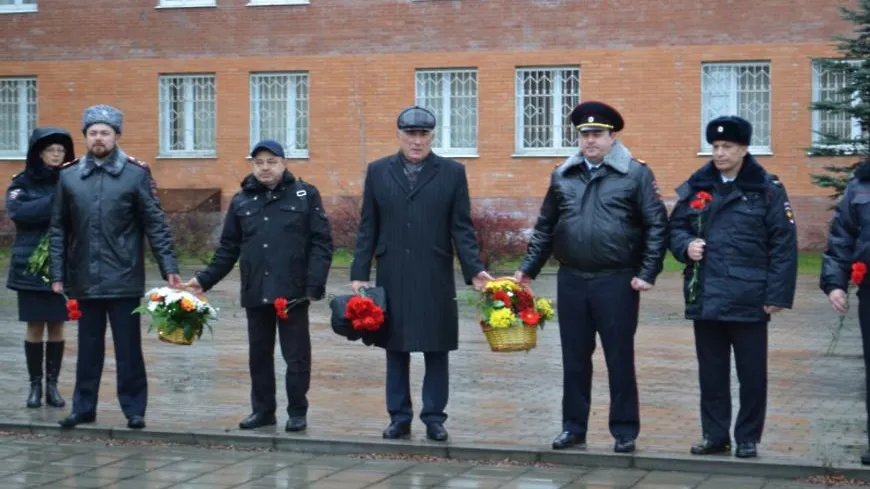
[827,261,867,355]
[686,191,713,304]
[66,299,81,321]
[346,289,385,332]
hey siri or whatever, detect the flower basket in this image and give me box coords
[133,287,218,346]
[467,277,555,353]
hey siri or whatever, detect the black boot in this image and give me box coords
[24,341,42,408]
[44,341,65,408]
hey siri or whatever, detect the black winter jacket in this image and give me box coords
[821,161,870,294]
[49,148,179,299]
[195,171,333,308]
[520,141,669,283]
[668,156,798,323]
[6,128,75,292]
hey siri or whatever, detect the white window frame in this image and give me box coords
[247,0,309,5]
[415,69,479,157]
[514,66,581,157]
[811,59,861,151]
[156,0,215,8]
[158,74,217,158]
[249,72,310,159]
[700,62,772,154]
[0,0,37,14]
[0,77,37,159]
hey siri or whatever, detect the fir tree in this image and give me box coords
[809,0,870,201]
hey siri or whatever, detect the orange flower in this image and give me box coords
[180,298,195,312]
[150,293,163,302]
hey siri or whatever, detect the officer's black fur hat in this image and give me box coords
[706,115,752,146]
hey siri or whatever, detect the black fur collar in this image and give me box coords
[854,160,870,181]
[688,154,767,191]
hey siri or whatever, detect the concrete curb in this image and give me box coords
[1,421,868,481]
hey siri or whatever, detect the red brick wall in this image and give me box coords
[0,0,854,249]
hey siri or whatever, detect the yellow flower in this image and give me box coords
[180,298,196,312]
[484,279,520,293]
[488,308,516,329]
[535,298,554,320]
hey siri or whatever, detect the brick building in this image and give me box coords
[0,0,854,248]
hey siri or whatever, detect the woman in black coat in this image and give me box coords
[6,127,75,409]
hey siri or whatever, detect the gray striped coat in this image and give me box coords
[350,152,485,352]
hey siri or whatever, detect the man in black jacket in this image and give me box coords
[49,104,181,430]
[669,116,797,459]
[516,101,668,454]
[820,160,870,465]
[187,140,333,433]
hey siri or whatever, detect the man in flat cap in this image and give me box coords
[186,140,333,433]
[669,115,797,459]
[49,104,182,429]
[821,159,870,466]
[515,100,668,454]
[350,106,492,442]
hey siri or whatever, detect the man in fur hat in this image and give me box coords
[49,104,181,430]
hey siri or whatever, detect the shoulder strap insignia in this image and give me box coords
[634,158,648,165]
[60,158,80,169]
[127,156,159,198]
[127,156,151,170]
[10,172,21,181]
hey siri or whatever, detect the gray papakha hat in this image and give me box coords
[82,104,123,135]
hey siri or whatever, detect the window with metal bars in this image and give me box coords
[0,78,36,158]
[700,62,771,153]
[249,73,309,158]
[812,59,861,149]
[415,69,478,156]
[515,67,580,155]
[158,75,216,157]
[0,0,37,14]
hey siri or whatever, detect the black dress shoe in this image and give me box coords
[614,438,636,454]
[552,431,586,450]
[690,436,731,455]
[734,442,757,458]
[861,449,870,465]
[382,421,411,439]
[58,412,96,429]
[425,423,448,442]
[127,416,146,429]
[239,412,276,430]
[285,416,307,432]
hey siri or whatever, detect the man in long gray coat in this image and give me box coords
[351,106,492,442]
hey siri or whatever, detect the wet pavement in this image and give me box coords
[0,265,867,469]
[0,433,844,488]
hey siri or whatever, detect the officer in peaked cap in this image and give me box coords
[349,106,492,443]
[516,100,668,454]
[669,115,797,459]
[570,101,625,133]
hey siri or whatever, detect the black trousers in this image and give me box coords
[246,304,311,417]
[693,320,768,444]
[858,289,870,444]
[72,298,147,418]
[386,350,448,425]
[557,268,640,440]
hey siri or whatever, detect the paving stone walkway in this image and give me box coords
[0,265,866,469]
[0,433,844,488]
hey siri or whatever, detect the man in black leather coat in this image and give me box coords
[515,101,668,454]
[49,105,181,430]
